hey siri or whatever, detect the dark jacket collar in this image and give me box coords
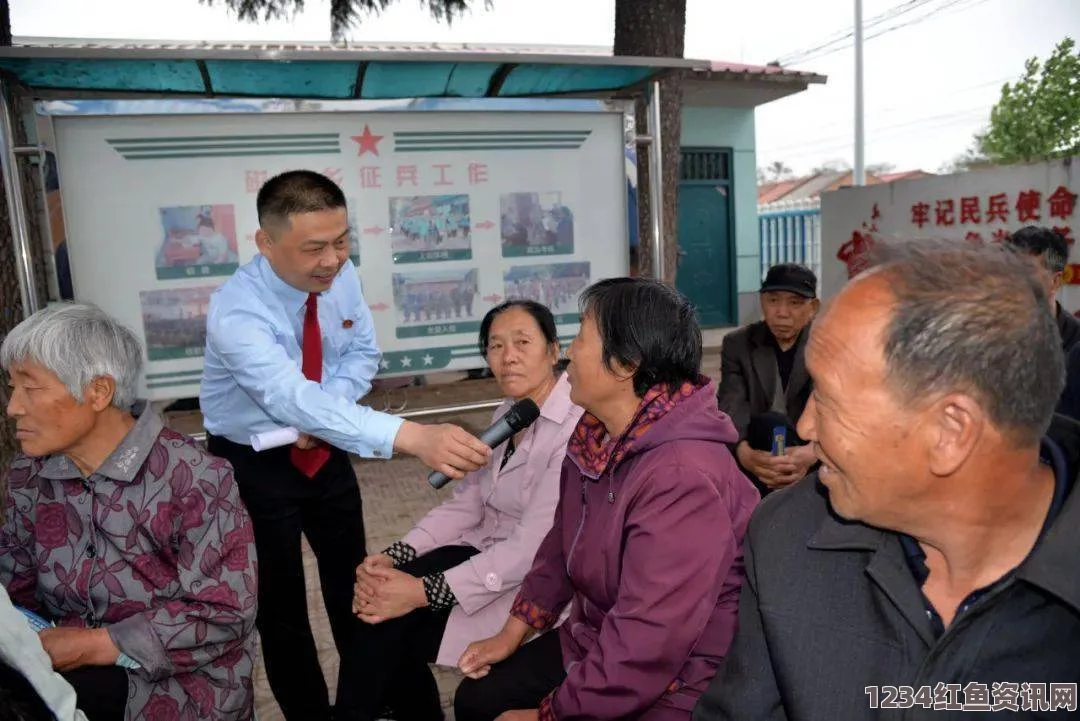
[1056,302,1080,354]
[806,423,1080,617]
[749,321,811,405]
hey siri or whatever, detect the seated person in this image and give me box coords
[0,584,85,721]
[347,300,584,721]
[453,278,759,721]
[0,304,257,721]
[716,263,819,495]
[1057,342,1080,422]
[1003,225,1080,354]
[694,239,1080,721]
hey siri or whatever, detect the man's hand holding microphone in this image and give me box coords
[393,421,492,481]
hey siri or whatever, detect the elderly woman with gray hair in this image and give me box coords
[0,304,258,721]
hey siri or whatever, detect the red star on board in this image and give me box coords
[350,125,384,157]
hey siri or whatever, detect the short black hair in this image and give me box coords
[256,170,347,231]
[579,277,701,396]
[1004,225,1069,274]
[479,300,561,368]
[865,238,1063,446]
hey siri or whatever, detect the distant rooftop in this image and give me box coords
[759,169,935,206]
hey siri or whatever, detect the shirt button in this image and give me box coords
[485,572,500,589]
[86,544,97,559]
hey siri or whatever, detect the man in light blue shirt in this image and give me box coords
[201,170,490,721]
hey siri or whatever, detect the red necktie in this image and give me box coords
[291,292,331,478]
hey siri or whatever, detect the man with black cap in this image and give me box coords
[717,263,819,495]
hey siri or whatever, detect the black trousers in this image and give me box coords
[207,434,367,721]
[336,544,480,721]
[61,666,128,721]
[453,629,566,721]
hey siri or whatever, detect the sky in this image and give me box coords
[12,0,1080,178]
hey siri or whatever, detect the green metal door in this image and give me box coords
[676,148,735,328]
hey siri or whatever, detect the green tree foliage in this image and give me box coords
[201,0,489,40]
[979,37,1080,164]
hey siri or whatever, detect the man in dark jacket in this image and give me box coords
[695,239,1080,721]
[716,263,819,495]
[1004,225,1080,354]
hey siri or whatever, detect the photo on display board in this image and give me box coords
[155,205,239,280]
[392,268,480,338]
[389,194,472,264]
[503,262,591,324]
[139,286,217,361]
[500,191,575,258]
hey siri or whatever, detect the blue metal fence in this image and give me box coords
[758,200,821,282]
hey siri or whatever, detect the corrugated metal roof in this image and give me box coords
[0,37,823,102]
[11,37,825,82]
[14,37,616,57]
[703,60,825,83]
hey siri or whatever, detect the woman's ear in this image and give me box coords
[84,376,117,412]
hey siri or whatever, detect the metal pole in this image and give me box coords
[33,146,62,302]
[853,0,866,186]
[0,79,40,318]
[646,80,665,281]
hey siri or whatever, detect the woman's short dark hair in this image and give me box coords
[478,299,561,368]
[579,277,701,396]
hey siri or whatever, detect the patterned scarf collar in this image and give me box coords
[568,379,698,479]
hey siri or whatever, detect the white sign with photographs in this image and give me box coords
[52,109,630,400]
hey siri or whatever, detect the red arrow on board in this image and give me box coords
[369,302,389,312]
[482,294,502,304]
[363,226,385,235]
[474,220,495,230]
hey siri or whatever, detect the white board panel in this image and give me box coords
[820,158,1080,308]
[52,110,629,400]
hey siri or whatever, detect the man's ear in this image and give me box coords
[255,228,274,255]
[1051,271,1064,296]
[925,393,983,477]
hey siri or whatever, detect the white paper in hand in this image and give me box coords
[251,427,300,452]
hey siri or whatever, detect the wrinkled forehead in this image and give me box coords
[7,358,61,385]
[806,280,894,384]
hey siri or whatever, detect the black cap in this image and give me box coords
[760,263,817,298]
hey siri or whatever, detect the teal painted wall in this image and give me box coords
[680,106,759,301]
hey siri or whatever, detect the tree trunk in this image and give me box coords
[0,0,49,510]
[614,0,686,285]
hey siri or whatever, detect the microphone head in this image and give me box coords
[503,398,541,432]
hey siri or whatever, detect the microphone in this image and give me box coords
[428,398,541,489]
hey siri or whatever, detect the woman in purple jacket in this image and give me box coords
[455,278,760,721]
[346,300,584,721]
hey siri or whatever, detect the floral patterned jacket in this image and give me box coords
[0,404,258,720]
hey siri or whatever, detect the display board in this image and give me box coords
[821,158,1080,309]
[52,109,630,400]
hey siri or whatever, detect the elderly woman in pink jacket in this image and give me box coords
[344,300,584,721]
